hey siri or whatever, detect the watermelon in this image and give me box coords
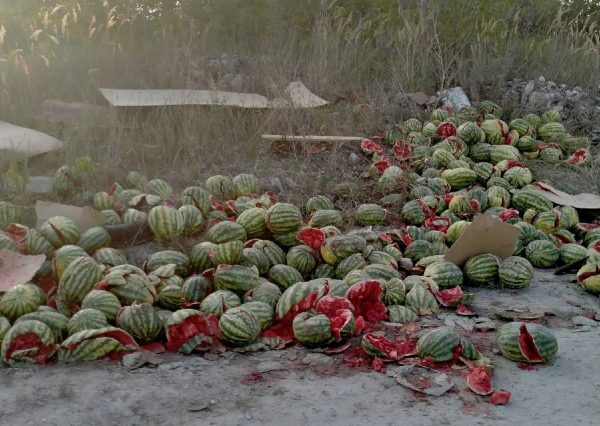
[577,263,600,294]
[292,311,332,348]
[525,240,559,268]
[147,205,184,241]
[387,305,418,323]
[0,283,45,322]
[243,281,282,308]
[146,250,190,275]
[93,247,129,268]
[81,290,122,322]
[236,207,267,238]
[1,320,58,365]
[498,256,534,289]
[306,195,334,213]
[423,261,463,288]
[416,327,461,362]
[405,285,438,315]
[219,308,260,346]
[266,203,302,234]
[40,216,80,248]
[268,264,303,290]
[496,322,557,363]
[464,253,500,286]
[206,221,247,244]
[57,326,138,362]
[200,290,241,318]
[117,303,163,343]
[15,311,69,341]
[214,264,260,294]
[67,308,108,335]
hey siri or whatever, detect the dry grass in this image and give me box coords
[1,1,599,201]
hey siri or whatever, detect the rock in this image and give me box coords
[522,81,535,102]
[474,321,496,331]
[572,316,598,327]
[539,75,546,82]
[406,92,430,106]
[528,91,554,109]
[349,152,361,164]
[25,176,54,194]
[256,361,284,373]
[302,353,334,366]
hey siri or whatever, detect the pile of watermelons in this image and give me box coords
[1,100,597,395]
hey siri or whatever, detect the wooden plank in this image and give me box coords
[262,134,364,143]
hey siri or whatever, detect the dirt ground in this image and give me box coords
[0,269,599,426]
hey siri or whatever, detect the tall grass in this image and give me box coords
[0,0,599,188]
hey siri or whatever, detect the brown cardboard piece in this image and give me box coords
[0,120,63,162]
[444,214,519,266]
[35,201,105,231]
[99,81,327,109]
[532,182,600,210]
[0,250,46,292]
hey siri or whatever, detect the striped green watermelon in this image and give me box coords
[387,305,418,323]
[251,239,287,266]
[81,290,122,322]
[320,235,365,265]
[557,205,579,230]
[335,253,367,279]
[52,245,89,279]
[235,301,273,329]
[440,168,477,190]
[0,201,20,229]
[312,263,336,279]
[487,186,511,208]
[121,208,147,224]
[206,175,235,200]
[276,279,329,321]
[181,275,213,306]
[57,326,138,362]
[40,216,81,248]
[511,190,553,213]
[236,207,267,238]
[403,117,423,133]
[559,243,587,265]
[383,278,405,305]
[356,204,386,225]
[490,145,521,163]
[233,174,259,197]
[200,290,241,318]
[0,283,45,321]
[98,267,156,305]
[541,110,562,123]
[0,231,17,251]
[146,250,190,275]
[148,205,184,241]
[57,256,103,307]
[423,261,463,288]
[266,203,302,234]
[144,178,173,199]
[539,147,562,162]
[239,247,270,274]
[509,118,533,136]
[498,256,533,289]
[306,195,334,213]
[15,310,69,341]
[165,309,219,353]
[268,264,303,290]
[400,200,428,225]
[416,327,461,362]
[533,211,559,234]
[243,281,282,308]
[404,240,432,263]
[93,247,129,268]
[503,167,532,188]
[537,122,566,143]
[206,221,247,244]
[432,148,456,168]
[577,263,600,294]
[1,320,58,365]
[77,226,111,254]
[309,210,343,228]
[446,220,469,245]
[287,245,318,275]
[525,240,559,268]
[405,284,438,315]
[219,308,260,346]
[470,143,492,162]
[214,264,260,294]
[178,205,205,236]
[180,186,211,215]
[464,253,500,286]
[496,322,557,363]
[116,303,163,343]
[157,284,183,310]
[25,228,55,257]
[516,136,539,152]
[190,242,218,271]
[213,240,243,265]
[67,308,108,335]
[457,122,482,144]
[292,311,332,347]
[272,228,302,248]
[363,263,400,281]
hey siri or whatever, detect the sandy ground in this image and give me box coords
[0,269,599,426]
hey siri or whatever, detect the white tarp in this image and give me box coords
[99,81,328,109]
[0,121,63,162]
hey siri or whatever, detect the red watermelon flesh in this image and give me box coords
[490,389,511,405]
[466,366,493,395]
[346,280,387,323]
[363,333,417,361]
[3,332,58,364]
[433,286,464,307]
[329,309,354,341]
[297,228,326,251]
[316,296,355,316]
[277,284,328,326]
[166,314,220,352]
[259,324,295,349]
[518,324,543,363]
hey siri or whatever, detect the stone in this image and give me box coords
[572,316,598,327]
[528,91,554,109]
[302,353,334,366]
[539,75,546,82]
[522,81,535,102]
[256,361,284,373]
